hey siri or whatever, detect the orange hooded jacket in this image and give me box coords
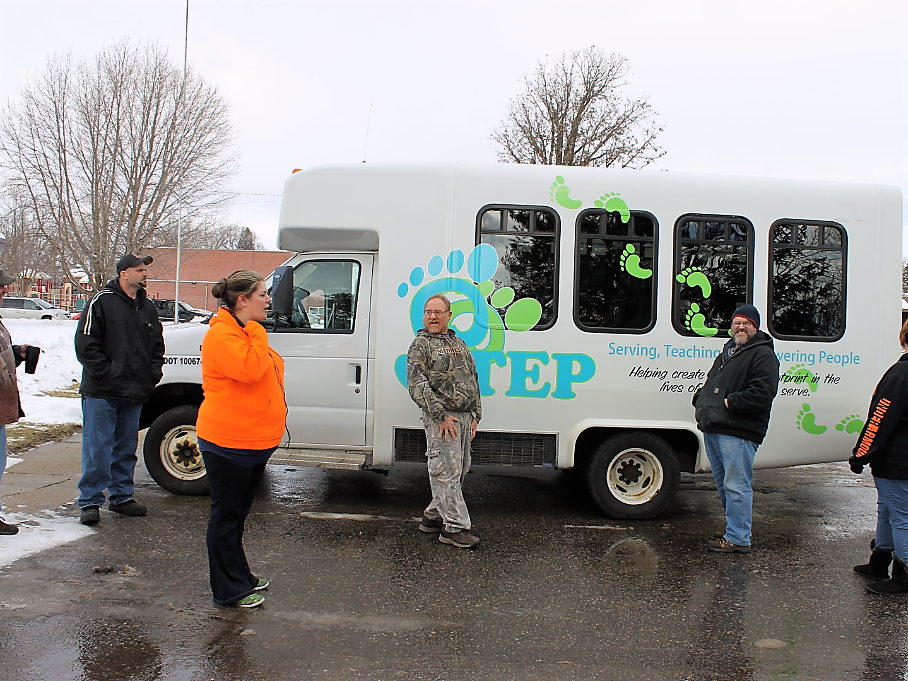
[196,307,286,450]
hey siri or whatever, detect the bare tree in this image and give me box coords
[150,219,262,250]
[0,187,52,295]
[0,40,238,291]
[492,48,665,168]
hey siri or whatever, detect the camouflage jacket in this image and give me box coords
[406,329,482,423]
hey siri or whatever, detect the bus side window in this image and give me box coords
[574,209,658,333]
[476,205,559,330]
[672,215,754,338]
[768,221,846,341]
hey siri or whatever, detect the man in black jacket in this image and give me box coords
[693,305,779,553]
[848,321,908,595]
[76,255,165,526]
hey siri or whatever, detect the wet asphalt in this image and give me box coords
[0,456,904,681]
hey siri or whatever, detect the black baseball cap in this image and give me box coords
[116,254,153,274]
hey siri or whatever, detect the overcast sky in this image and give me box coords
[1,0,905,251]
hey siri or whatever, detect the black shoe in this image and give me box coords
[439,529,480,548]
[0,517,18,535]
[419,515,443,533]
[867,556,908,596]
[854,547,893,581]
[109,500,147,516]
[80,506,100,526]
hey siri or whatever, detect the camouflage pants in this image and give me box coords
[422,410,473,533]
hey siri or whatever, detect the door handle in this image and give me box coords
[354,364,362,384]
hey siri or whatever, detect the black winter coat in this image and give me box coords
[850,354,908,479]
[692,331,780,445]
[75,281,165,402]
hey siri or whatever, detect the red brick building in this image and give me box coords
[144,248,291,311]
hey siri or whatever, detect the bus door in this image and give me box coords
[267,254,373,446]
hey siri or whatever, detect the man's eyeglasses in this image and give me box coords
[423,309,450,318]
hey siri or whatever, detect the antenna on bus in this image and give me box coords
[362,103,372,163]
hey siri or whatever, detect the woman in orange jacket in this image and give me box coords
[197,270,286,608]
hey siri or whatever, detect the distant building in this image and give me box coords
[144,248,291,310]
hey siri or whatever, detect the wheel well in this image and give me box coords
[140,383,203,430]
[573,427,699,474]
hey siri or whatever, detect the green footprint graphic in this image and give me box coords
[676,267,712,299]
[797,403,827,435]
[683,303,717,337]
[593,192,630,223]
[782,364,819,393]
[550,176,582,210]
[619,244,652,280]
[835,415,865,434]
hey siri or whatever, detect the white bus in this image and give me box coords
[142,163,903,519]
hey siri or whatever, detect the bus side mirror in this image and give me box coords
[271,266,293,317]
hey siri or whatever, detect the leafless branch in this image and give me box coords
[0,40,238,291]
[491,48,665,169]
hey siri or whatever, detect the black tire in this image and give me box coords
[586,431,680,520]
[143,405,209,495]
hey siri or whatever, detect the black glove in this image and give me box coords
[849,456,864,475]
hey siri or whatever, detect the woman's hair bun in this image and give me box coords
[211,278,228,300]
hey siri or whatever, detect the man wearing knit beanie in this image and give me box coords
[692,304,779,553]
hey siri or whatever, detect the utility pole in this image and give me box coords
[174,0,188,323]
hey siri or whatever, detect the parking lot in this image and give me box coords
[0,435,903,681]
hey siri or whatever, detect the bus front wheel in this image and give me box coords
[586,432,680,520]
[143,405,209,496]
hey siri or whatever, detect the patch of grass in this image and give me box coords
[38,380,81,398]
[6,423,82,454]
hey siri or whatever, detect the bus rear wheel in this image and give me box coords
[143,405,209,495]
[586,432,679,520]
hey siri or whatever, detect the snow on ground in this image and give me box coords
[3,319,83,424]
[0,508,93,569]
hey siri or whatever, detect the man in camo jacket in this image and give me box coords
[406,293,482,549]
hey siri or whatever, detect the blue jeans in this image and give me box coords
[873,476,908,562]
[0,424,6,513]
[78,397,143,508]
[704,432,758,547]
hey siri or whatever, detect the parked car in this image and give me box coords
[0,297,71,320]
[152,299,211,323]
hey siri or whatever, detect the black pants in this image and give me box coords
[201,451,266,606]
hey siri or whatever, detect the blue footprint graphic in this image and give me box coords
[395,245,543,389]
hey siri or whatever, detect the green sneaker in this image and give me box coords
[236,593,265,608]
[254,578,269,591]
